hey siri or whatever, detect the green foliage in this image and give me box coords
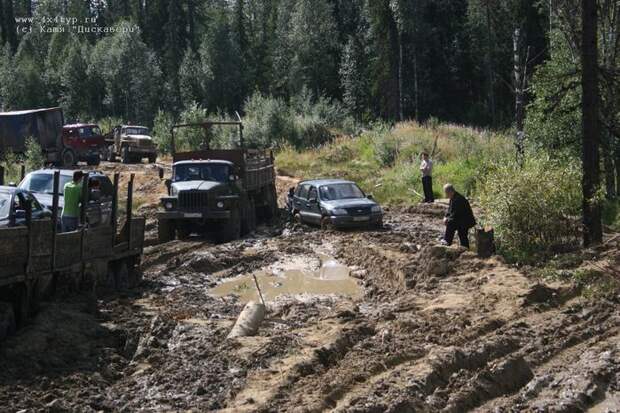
[0,149,22,184]
[525,31,581,156]
[276,121,510,205]
[152,110,174,155]
[602,200,620,231]
[478,156,583,263]
[24,137,45,171]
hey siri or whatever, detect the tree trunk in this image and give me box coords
[513,28,526,166]
[603,133,616,199]
[413,43,419,121]
[616,142,620,196]
[485,2,496,126]
[581,0,603,245]
[398,31,404,121]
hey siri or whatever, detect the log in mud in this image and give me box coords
[0,165,619,412]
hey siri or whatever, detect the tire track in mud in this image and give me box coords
[241,213,620,412]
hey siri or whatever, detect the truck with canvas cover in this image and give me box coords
[0,108,104,167]
[157,118,277,243]
[0,108,64,165]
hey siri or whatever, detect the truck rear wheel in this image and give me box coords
[263,184,278,221]
[87,155,100,166]
[242,199,256,235]
[218,207,241,243]
[158,219,176,243]
[0,302,16,341]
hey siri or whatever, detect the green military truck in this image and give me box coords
[157,119,277,243]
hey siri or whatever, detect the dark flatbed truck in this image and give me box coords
[157,119,277,243]
[0,171,145,340]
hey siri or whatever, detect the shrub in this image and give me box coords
[243,93,296,148]
[0,149,21,184]
[152,110,174,154]
[25,137,45,171]
[478,156,583,263]
[372,124,400,167]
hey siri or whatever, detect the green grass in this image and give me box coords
[603,200,620,231]
[276,121,511,204]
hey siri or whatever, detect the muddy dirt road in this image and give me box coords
[0,163,619,412]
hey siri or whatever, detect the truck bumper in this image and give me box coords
[128,147,156,155]
[157,210,231,220]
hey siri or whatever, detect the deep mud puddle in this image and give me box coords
[210,258,362,302]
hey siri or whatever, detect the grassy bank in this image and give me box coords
[276,121,512,204]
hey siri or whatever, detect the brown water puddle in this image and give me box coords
[210,260,362,303]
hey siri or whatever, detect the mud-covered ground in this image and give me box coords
[1,163,619,412]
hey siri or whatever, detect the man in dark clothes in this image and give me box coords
[441,183,476,248]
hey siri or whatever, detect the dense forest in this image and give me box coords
[0,0,551,127]
[0,1,618,207]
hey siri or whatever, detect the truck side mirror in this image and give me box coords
[165,179,172,192]
[367,194,374,200]
[14,209,26,220]
[158,167,164,179]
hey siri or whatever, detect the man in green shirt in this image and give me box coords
[61,170,84,232]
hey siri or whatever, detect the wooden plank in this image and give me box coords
[54,231,83,269]
[0,227,28,267]
[129,218,145,251]
[29,219,53,272]
[83,226,114,260]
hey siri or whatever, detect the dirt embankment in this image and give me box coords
[0,163,619,412]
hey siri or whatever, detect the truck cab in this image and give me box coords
[61,124,105,166]
[157,119,277,243]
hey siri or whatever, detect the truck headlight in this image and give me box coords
[371,205,382,213]
[331,208,348,216]
[165,201,173,210]
[217,201,224,208]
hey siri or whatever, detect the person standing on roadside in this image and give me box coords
[441,183,476,248]
[61,170,84,232]
[420,152,434,203]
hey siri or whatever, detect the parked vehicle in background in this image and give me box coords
[0,108,106,167]
[0,108,65,165]
[157,119,277,243]
[287,179,383,229]
[103,125,157,164]
[0,186,51,228]
[19,169,114,227]
[61,123,105,166]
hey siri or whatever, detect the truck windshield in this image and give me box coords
[20,173,72,195]
[0,192,10,219]
[319,183,365,200]
[174,164,231,183]
[124,127,149,135]
[79,126,101,137]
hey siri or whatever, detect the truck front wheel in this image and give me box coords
[121,147,131,164]
[158,219,176,243]
[218,208,241,243]
[62,149,76,167]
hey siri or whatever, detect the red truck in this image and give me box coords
[0,108,105,167]
[61,123,105,166]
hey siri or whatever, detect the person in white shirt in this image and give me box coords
[419,152,434,203]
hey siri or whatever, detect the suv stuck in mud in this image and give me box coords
[157,119,277,243]
[288,179,383,229]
